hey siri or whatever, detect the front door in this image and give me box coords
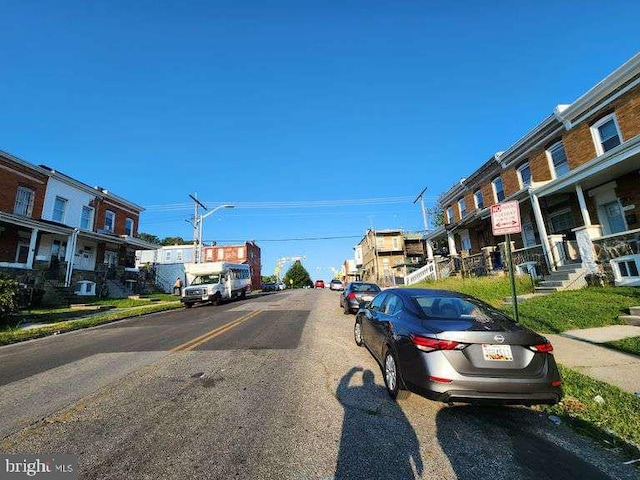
[603,201,627,234]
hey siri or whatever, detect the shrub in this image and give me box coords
[0,275,20,320]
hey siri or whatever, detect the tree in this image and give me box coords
[283,260,312,288]
[161,236,188,246]
[138,232,161,245]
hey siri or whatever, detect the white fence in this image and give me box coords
[405,261,437,285]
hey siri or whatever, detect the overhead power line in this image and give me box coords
[143,195,439,212]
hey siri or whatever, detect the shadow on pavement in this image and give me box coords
[436,405,618,480]
[334,367,423,480]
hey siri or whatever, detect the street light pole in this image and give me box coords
[196,204,234,263]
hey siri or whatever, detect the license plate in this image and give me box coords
[361,295,374,302]
[482,344,513,361]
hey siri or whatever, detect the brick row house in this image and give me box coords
[424,52,640,287]
[203,241,262,291]
[0,149,157,297]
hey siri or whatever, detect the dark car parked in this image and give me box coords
[340,281,381,314]
[353,288,563,405]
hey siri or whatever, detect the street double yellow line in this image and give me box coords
[171,310,263,352]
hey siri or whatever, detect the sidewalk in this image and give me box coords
[546,325,640,395]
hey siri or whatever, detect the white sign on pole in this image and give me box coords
[491,201,522,236]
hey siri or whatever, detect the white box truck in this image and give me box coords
[181,262,251,308]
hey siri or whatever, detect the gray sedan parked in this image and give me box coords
[354,288,563,405]
[340,282,381,314]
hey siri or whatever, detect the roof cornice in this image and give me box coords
[554,52,640,128]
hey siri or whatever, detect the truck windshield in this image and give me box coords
[191,274,220,285]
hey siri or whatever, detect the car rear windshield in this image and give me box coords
[352,283,380,292]
[413,295,511,322]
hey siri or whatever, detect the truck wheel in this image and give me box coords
[184,303,193,309]
[240,289,246,299]
[211,293,221,306]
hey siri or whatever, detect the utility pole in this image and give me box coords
[189,194,207,263]
[413,186,429,233]
[413,186,435,263]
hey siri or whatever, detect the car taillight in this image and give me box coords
[529,342,554,353]
[410,334,465,352]
[347,292,357,300]
[429,376,453,383]
[551,380,562,387]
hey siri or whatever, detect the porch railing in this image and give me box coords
[405,261,437,285]
[438,257,456,279]
[460,252,486,276]
[511,244,549,276]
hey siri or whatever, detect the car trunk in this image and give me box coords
[424,317,550,377]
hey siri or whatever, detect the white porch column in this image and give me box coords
[575,184,592,227]
[447,232,458,256]
[26,228,39,269]
[573,225,603,274]
[530,193,555,271]
[426,240,434,261]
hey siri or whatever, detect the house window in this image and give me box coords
[81,206,94,231]
[460,230,471,251]
[104,250,118,267]
[602,201,627,234]
[104,211,115,232]
[14,186,35,217]
[125,218,134,236]
[237,247,245,259]
[392,237,401,250]
[547,141,570,178]
[164,250,172,262]
[52,196,68,223]
[217,249,224,260]
[376,237,384,249]
[517,162,532,189]
[492,177,505,202]
[458,199,467,218]
[446,207,454,224]
[474,190,484,210]
[175,250,183,262]
[548,208,575,234]
[618,259,639,277]
[592,114,622,155]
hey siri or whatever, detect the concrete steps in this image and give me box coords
[619,306,640,326]
[534,264,587,294]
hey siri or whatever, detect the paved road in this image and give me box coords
[0,289,637,479]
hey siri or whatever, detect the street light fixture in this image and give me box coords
[196,204,234,263]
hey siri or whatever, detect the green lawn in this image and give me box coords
[543,365,640,455]
[412,274,535,306]
[0,296,182,346]
[605,336,640,357]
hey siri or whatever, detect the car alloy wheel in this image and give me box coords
[354,320,363,346]
[384,351,399,400]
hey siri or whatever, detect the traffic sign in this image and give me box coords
[491,201,521,236]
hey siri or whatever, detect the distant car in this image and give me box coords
[314,280,325,289]
[340,281,381,314]
[276,282,286,290]
[329,279,344,291]
[354,288,563,405]
[261,282,277,292]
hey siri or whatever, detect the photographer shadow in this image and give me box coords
[334,366,423,480]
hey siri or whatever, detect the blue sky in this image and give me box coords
[2,1,639,281]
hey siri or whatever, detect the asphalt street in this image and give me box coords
[0,289,637,479]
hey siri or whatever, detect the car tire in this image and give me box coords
[354,320,363,347]
[343,302,350,315]
[184,303,193,309]
[383,350,400,400]
[211,293,221,306]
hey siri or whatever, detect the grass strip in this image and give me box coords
[0,301,182,346]
[542,365,640,458]
[604,336,640,357]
